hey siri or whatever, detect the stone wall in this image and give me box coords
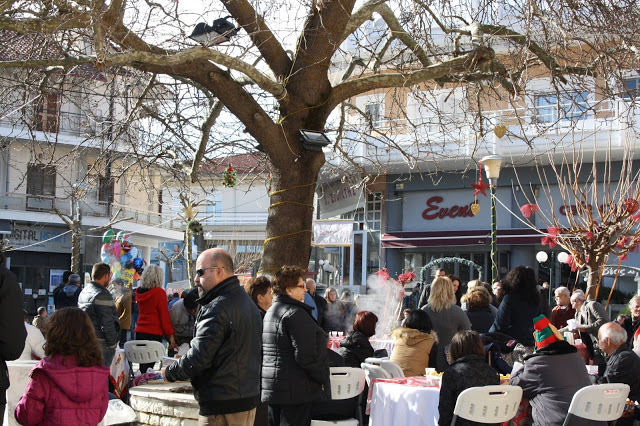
[129,382,198,426]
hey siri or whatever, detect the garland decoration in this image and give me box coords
[222,164,237,188]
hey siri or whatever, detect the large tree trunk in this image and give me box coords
[71,231,81,273]
[259,146,325,274]
[585,260,601,301]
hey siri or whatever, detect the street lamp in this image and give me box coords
[481,154,503,284]
[536,250,554,307]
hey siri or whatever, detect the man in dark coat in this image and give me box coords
[78,262,120,366]
[598,322,640,425]
[306,278,327,328]
[163,248,262,425]
[54,273,82,308]
[0,252,27,424]
[52,270,72,310]
[510,315,591,425]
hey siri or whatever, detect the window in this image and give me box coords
[98,176,114,203]
[27,164,56,196]
[623,78,640,99]
[33,93,60,133]
[365,102,382,126]
[535,91,589,123]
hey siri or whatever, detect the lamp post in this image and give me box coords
[536,250,555,307]
[481,155,503,284]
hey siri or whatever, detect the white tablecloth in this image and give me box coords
[369,382,440,426]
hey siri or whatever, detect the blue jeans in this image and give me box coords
[99,340,116,367]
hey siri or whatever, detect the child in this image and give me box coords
[15,307,110,425]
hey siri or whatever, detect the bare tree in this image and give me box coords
[0,0,638,274]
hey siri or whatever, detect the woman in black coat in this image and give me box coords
[465,287,496,334]
[262,266,330,426]
[340,311,380,367]
[438,330,500,426]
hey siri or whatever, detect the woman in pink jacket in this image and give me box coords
[15,307,109,426]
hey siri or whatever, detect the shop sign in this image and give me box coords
[318,181,365,219]
[422,196,475,220]
[9,224,72,253]
[580,265,640,278]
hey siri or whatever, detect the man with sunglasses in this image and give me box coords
[162,248,262,425]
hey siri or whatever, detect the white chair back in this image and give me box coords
[451,385,523,425]
[363,357,403,378]
[360,362,392,386]
[123,340,165,366]
[328,367,366,400]
[562,383,630,425]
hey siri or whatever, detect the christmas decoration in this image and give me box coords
[471,202,480,215]
[471,161,490,197]
[493,125,507,139]
[222,164,237,187]
[520,203,540,218]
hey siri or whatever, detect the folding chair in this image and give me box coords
[123,340,165,373]
[562,383,630,426]
[311,367,367,426]
[362,358,404,378]
[360,363,392,386]
[451,385,523,425]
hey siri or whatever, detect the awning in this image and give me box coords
[381,228,544,248]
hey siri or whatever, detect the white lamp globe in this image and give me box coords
[557,252,569,263]
[318,259,324,266]
[536,251,549,263]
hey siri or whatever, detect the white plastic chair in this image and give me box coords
[123,340,165,370]
[362,358,404,378]
[562,383,630,425]
[311,367,366,426]
[451,385,523,425]
[360,362,392,386]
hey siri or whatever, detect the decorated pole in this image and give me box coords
[481,155,503,284]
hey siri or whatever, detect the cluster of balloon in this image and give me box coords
[101,230,146,287]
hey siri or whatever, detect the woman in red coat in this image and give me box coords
[134,264,177,373]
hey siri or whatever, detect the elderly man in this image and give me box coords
[561,291,609,373]
[32,306,47,332]
[306,278,326,327]
[163,248,262,425]
[551,286,575,329]
[168,289,199,356]
[491,281,504,306]
[598,322,640,425]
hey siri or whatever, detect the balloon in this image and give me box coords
[116,230,127,242]
[122,268,134,286]
[102,229,115,244]
[120,253,132,264]
[133,257,144,269]
[100,251,109,263]
[121,234,133,253]
[110,241,121,256]
[112,261,122,274]
[129,247,138,259]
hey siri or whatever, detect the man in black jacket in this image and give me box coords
[78,262,119,366]
[0,252,26,424]
[163,248,262,425]
[598,321,640,425]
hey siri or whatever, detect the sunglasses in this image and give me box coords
[196,266,221,277]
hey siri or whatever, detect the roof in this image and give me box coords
[200,152,270,174]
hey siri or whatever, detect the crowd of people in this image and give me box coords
[3,248,640,426]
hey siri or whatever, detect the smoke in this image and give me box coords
[355,273,405,338]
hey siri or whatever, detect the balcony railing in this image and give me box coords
[0,110,108,138]
[201,212,268,226]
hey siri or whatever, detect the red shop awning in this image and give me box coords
[381,228,544,248]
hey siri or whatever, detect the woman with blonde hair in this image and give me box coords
[134,264,177,373]
[323,287,345,333]
[421,276,471,371]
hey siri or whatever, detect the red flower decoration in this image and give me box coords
[398,271,415,285]
[633,212,640,222]
[541,236,557,248]
[520,204,539,218]
[547,227,560,236]
[625,198,639,214]
[585,231,594,241]
[620,253,629,261]
[617,236,629,249]
[375,268,390,281]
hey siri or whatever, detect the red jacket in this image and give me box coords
[134,287,175,337]
[14,354,109,426]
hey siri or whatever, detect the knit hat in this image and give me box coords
[533,314,564,350]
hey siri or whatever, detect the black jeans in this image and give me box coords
[135,332,163,373]
[268,403,312,426]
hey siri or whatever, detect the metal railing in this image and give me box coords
[0,110,107,138]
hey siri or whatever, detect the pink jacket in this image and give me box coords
[14,354,109,426]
